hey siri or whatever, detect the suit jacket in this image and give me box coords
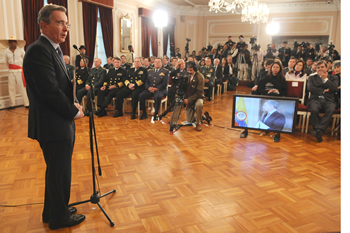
[23,36,79,141]
[262,111,286,131]
[213,65,222,81]
[145,67,169,94]
[307,73,338,104]
[184,71,205,107]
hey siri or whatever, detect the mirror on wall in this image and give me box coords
[120,14,132,53]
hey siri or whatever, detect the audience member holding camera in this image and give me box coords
[184,61,205,131]
[263,43,278,60]
[257,61,287,96]
[278,41,291,67]
[285,60,307,80]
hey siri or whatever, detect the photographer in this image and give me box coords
[169,59,186,105]
[227,55,239,90]
[220,44,229,59]
[184,61,205,131]
[294,45,305,61]
[328,44,340,61]
[278,41,291,67]
[305,43,315,61]
[263,43,278,60]
[225,36,234,50]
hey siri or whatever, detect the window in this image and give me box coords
[166,34,170,59]
[149,36,153,57]
[94,9,107,66]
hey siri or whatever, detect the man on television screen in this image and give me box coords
[258,100,286,131]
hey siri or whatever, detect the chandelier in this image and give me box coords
[208,0,251,14]
[241,0,269,24]
[208,0,269,23]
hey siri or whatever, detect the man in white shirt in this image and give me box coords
[1,37,29,109]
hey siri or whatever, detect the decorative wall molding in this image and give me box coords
[186,20,196,51]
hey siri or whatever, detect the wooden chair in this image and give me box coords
[123,96,140,116]
[204,85,215,101]
[222,81,228,93]
[286,79,308,133]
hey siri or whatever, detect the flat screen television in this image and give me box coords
[232,94,299,134]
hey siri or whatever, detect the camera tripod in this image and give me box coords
[251,52,259,82]
[235,50,247,82]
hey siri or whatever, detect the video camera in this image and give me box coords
[185,38,191,54]
[266,44,276,53]
[327,41,335,51]
[217,43,223,52]
[315,42,322,52]
[201,44,213,53]
[172,71,188,96]
[249,36,259,51]
[236,41,247,53]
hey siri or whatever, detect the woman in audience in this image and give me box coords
[252,59,274,94]
[199,59,205,68]
[327,60,333,75]
[257,61,287,96]
[221,57,229,81]
[285,60,307,80]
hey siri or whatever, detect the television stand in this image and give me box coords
[240,129,248,138]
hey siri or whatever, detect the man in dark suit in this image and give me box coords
[63,55,74,81]
[23,4,85,230]
[95,57,127,117]
[260,100,286,131]
[307,60,338,142]
[184,61,205,131]
[139,57,169,120]
[283,57,297,75]
[113,57,148,119]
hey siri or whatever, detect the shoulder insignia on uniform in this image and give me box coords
[117,73,122,76]
[139,71,143,74]
[209,69,213,72]
[159,73,165,76]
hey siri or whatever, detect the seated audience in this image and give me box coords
[63,55,74,81]
[139,57,169,120]
[104,56,113,69]
[120,55,131,70]
[252,59,274,94]
[199,57,215,101]
[285,60,307,80]
[307,60,338,142]
[113,57,147,119]
[95,57,127,117]
[213,58,223,94]
[75,58,89,92]
[283,57,297,75]
[76,58,106,116]
[257,61,287,96]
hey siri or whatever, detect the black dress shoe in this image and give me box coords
[208,97,212,101]
[131,113,136,119]
[113,111,123,118]
[48,214,85,230]
[43,207,78,223]
[94,109,102,115]
[139,112,148,120]
[153,114,159,121]
[84,110,90,116]
[316,129,323,142]
[98,109,107,117]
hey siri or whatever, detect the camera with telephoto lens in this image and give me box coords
[315,42,322,52]
[186,38,191,42]
[217,43,223,52]
[236,41,247,53]
[327,41,335,51]
[250,36,258,51]
[267,44,276,53]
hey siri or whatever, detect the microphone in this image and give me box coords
[73,44,79,51]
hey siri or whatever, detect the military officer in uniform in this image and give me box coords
[63,55,74,81]
[278,41,291,67]
[103,56,114,69]
[139,57,169,120]
[95,57,126,117]
[76,58,106,116]
[199,57,215,101]
[121,55,131,70]
[113,57,147,119]
[143,57,153,71]
[74,57,89,92]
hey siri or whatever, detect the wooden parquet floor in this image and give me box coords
[0,87,341,233]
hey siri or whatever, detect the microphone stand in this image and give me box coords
[69,45,116,226]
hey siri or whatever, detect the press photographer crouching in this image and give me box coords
[184,61,205,131]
